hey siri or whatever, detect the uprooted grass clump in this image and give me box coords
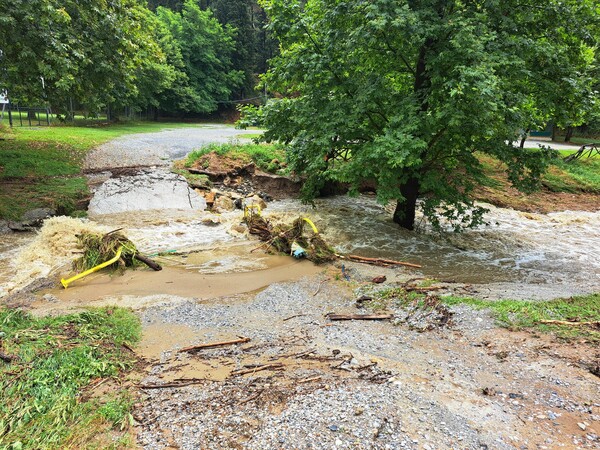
[245,215,337,264]
[0,307,141,448]
[74,231,142,272]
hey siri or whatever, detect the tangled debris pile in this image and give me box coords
[244,214,336,264]
[74,231,161,272]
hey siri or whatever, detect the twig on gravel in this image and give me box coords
[297,376,322,384]
[178,336,251,353]
[356,362,378,372]
[312,277,331,296]
[327,313,394,321]
[271,349,316,360]
[138,378,211,389]
[230,363,284,376]
[239,389,264,405]
[283,314,307,322]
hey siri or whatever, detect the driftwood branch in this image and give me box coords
[178,336,251,353]
[539,320,600,327]
[138,378,210,389]
[338,254,421,269]
[230,363,284,376]
[134,254,162,271]
[327,314,394,321]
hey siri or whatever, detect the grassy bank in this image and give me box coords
[0,307,141,449]
[0,122,197,220]
[184,142,287,174]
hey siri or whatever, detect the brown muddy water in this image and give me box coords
[1,194,599,299]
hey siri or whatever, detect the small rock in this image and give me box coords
[354,407,364,416]
[42,294,59,303]
[578,422,587,431]
[329,424,339,432]
[371,275,387,284]
[214,195,235,212]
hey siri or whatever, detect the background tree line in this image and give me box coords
[0,0,276,118]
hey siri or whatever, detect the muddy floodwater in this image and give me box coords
[2,193,600,300]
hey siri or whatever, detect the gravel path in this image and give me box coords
[84,125,257,171]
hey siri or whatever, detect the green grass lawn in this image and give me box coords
[0,122,198,220]
[0,307,141,448]
[442,294,600,342]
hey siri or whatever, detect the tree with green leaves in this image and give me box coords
[155,0,243,114]
[0,0,173,116]
[258,0,599,230]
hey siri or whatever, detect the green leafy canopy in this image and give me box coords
[257,0,600,230]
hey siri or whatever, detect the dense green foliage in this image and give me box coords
[257,0,600,230]
[148,0,278,99]
[0,307,141,448]
[0,0,264,117]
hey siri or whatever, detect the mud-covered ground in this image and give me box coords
[2,127,599,449]
[131,263,600,450]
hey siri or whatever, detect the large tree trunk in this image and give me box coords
[564,126,574,142]
[392,177,420,230]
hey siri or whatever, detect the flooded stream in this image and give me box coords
[1,124,598,300]
[2,192,599,300]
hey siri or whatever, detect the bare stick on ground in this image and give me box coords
[178,336,251,353]
[138,378,211,389]
[338,254,421,269]
[539,320,600,327]
[327,314,394,321]
[230,363,284,376]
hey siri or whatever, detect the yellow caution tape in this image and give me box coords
[61,246,123,289]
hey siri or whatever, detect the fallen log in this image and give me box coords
[178,336,251,353]
[539,320,600,327]
[327,314,394,321]
[338,254,421,269]
[230,362,284,376]
[134,254,162,271]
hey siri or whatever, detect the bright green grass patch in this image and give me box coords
[0,307,141,449]
[442,294,600,341]
[543,158,600,193]
[185,142,287,174]
[11,122,197,151]
[0,177,89,220]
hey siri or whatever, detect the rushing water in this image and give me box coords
[2,187,599,297]
[268,196,600,286]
